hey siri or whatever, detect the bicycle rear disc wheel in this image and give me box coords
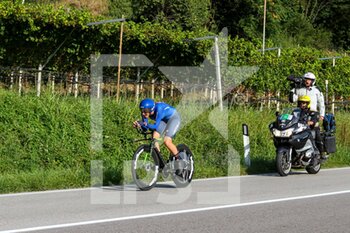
[132,145,159,191]
[172,144,194,188]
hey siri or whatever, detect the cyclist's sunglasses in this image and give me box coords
[141,108,152,113]
[298,101,309,105]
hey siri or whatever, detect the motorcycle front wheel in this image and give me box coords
[276,150,291,176]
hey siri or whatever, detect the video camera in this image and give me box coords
[287,75,304,89]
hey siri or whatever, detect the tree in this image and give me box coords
[130,0,213,31]
[212,0,287,42]
[108,0,133,18]
[212,0,261,39]
[298,0,334,24]
[316,0,350,50]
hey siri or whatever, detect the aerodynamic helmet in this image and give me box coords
[139,98,155,113]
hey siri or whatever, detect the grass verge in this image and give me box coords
[0,90,349,193]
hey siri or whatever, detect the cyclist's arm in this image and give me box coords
[146,112,163,131]
[140,116,149,131]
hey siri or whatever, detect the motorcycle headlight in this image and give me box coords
[272,128,293,138]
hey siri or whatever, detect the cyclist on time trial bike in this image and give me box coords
[133,98,183,160]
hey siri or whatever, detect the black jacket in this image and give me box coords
[299,108,319,129]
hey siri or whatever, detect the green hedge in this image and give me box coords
[1,2,350,97]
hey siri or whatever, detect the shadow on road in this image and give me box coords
[98,182,176,192]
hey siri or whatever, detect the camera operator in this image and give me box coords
[289,72,326,158]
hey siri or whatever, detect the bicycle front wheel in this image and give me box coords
[132,145,159,191]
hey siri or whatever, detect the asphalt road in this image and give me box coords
[1,167,350,233]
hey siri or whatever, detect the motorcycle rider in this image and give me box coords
[296,95,324,161]
[297,95,319,128]
[290,72,326,159]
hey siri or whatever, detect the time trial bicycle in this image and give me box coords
[131,129,194,191]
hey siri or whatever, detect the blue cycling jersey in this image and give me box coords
[142,102,176,131]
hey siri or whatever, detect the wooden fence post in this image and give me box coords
[212,89,217,105]
[260,94,264,111]
[67,73,73,95]
[140,79,143,93]
[18,69,23,95]
[47,72,51,92]
[204,82,209,98]
[161,80,165,99]
[51,74,55,94]
[74,71,79,98]
[37,64,42,97]
[10,72,14,90]
[135,80,140,102]
[151,78,155,99]
[170,81,174,98]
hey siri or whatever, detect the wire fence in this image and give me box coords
[0,66,349,113]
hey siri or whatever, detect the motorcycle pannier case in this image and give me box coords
[324,135,336,153]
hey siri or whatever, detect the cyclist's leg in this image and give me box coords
[164,136,178,156]
[152,130,161,152]
[163,112,181,157]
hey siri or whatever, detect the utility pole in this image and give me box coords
[87,18,126,102]
[116,15,125,102]
[262,0,267,55]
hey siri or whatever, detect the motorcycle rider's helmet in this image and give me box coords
[303,72,316,85]
[139,98,155,113]
[297,95,311,109]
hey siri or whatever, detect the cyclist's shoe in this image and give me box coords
[173,155,185,176]
[167,156,178,170]
[178,151,187,161]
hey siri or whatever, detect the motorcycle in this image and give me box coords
[269,108,321,176]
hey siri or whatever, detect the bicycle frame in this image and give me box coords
[134,131,169,174]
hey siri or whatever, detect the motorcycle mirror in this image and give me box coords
[275,111,279,117]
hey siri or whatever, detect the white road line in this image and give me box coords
[1,167,349,198]
[0,187,95,198]
[2,189,350,233]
